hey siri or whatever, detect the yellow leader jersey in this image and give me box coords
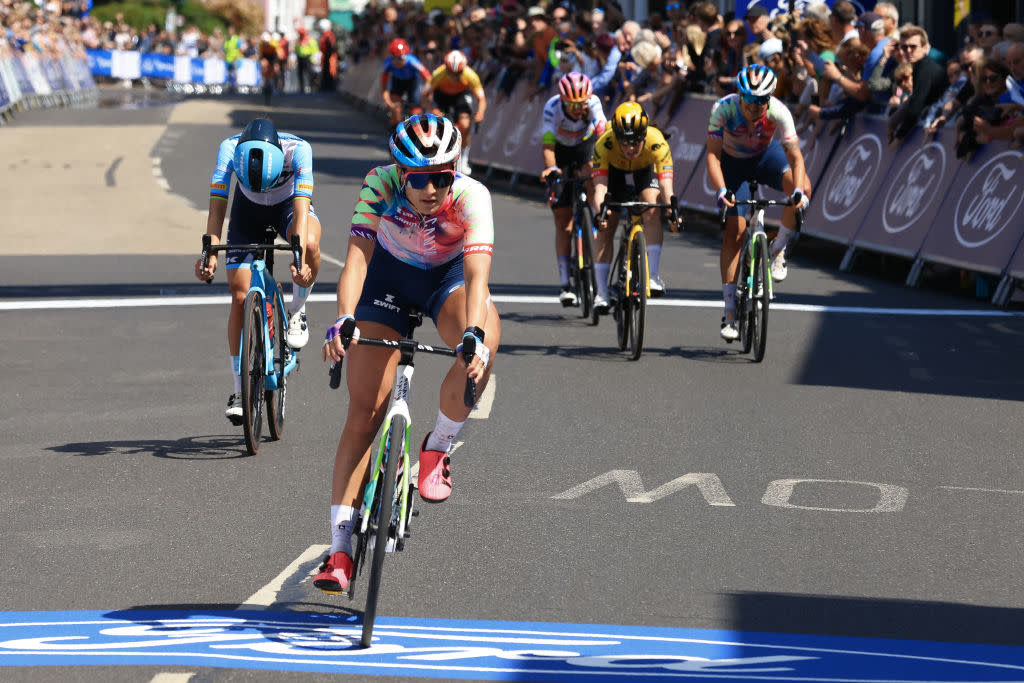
[593,126,673,181]
[430,65,484,96]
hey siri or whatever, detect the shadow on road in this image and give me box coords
[47,435,251,460]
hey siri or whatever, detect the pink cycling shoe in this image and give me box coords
[417,433,452,503]
[313,552,354,594]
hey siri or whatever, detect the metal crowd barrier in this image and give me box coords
[0,51,98,123]
[340,56,1024,307]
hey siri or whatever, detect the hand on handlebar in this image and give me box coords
[322,315,359,363]
[716,188,736,210]
[290,262,314,287]
[456,328,490,383]
[790,189,810,210]
[195,254,217,282]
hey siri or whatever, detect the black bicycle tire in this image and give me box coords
[628,229,648,361]
[753,236,770,362]
[578,208,596,321]
[240,291,265,454]
[265,292,286,440]
[737,241,753,354]
[612,241,629,351]
[361,415,404,648]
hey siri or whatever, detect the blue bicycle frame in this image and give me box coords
[243,258,298,390]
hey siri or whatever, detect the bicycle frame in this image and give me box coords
[242,261,298,390]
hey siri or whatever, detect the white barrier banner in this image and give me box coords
[236,59,260,87]
[203,58,226,85]
[110,50,140,79]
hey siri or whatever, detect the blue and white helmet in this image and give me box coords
[233,118,284,192]
[389,113,462,168]
[736,64,777,98]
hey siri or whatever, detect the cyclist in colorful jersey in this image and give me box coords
[315,114,500,595]
[427,50,487,175]
[381,38,433,127]
[539,72,607,306]
[707,64,810,342]
[591,102,676,310]
[193,118,322,424]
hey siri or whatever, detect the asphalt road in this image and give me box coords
[1,90,1023,682]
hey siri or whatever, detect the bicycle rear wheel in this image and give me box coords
[240,291,266,454]
[627,229,648,361]
[752,235,770,362]
[265,292,287,440]
[577,209,596,322]
[361,415,404,648]
[612,243,629,351]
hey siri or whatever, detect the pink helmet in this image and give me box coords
[444,50,468,73]
[558,72,593,103]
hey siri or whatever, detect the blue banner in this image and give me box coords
[87,49,111,78]
[88,48,258,85]
[139,52,174,80]
[736,0,877,18]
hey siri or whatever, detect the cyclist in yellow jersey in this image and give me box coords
[426,50,487,175]
[590,102,675,310]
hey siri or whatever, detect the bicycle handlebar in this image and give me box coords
[200,233,303,284]
[328,333,477,409]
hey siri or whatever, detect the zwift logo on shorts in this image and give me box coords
[373,293,400,313]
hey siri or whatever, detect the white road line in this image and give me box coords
[149,674,194,683]
[938,486,1024,495]
[470,376,496,419]
[238,544,329,609]
[2,293,1021,316]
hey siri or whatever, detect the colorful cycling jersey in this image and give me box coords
[707,94,798,159]
[592,127,673,180]
[541,94,607,147]
[430,65,484,96]
[381,54,431,83]
[210,132,314,206]
[350,164,494,269]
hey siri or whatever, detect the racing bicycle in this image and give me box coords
[201,229,303,454]
[718,179,801,362]
[327,308,476,648]
[601,197,677,360]
[546,165,597,322]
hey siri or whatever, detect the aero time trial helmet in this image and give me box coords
[611,101,648,143]
[558,72,592,103]
[736,64,777,99]
[389,113,462,167]
[233,119,284,193]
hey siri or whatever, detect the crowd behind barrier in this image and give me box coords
[341,52,1024,307]
[0,49,96,120]
[341,0,1024,304]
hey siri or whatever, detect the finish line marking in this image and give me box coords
[1,293,1021,317]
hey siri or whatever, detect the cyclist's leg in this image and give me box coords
[552,142,582,295]
[224,193,264,396]
[637,174,663,290]
[757,140,800,272]
[284,205,322,305]
[720,156,751,338]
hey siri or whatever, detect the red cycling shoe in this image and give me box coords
[417,433,452,503]
[313,552,354,594]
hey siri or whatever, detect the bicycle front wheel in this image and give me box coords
[361,415,404,648]
[577,209,596,322]
[240,291,266,454]
[737,243,753,355]
[627,229,648,361]
[265,292,287,440]
[752,235,771,362]
[611,243,629,351]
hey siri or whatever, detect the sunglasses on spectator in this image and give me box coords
[403,169,455,190]
[740,93,770,105]
[978,29,997,37]
[666,2,679,8]
[899,42,922,51]
[726,30,742,37]
[980,73,1002,83]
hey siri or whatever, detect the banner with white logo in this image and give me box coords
[917,147,1024,275]
[852,126,960,258]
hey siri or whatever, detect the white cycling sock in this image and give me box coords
[595,263,611,298]
[646,244,662,278]
[557,256,570,286]
[772,227,795,257]
[425,410,464,453]
[290,283,313,315]
[231,355,241,393]
[722,283,737,315]
[330,504,358,556]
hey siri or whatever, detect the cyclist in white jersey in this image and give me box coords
[707,65,811,341]
[194,118,322,423]
[314,114,500,595]
[538,72,607,306]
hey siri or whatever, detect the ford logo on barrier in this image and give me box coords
[882,142,946,234]
[822,133,882,222]
[954,151,1024,248]
[2,611,1024,679]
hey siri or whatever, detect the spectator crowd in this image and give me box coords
[348,0,1024,155]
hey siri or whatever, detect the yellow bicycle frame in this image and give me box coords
[621,216,650,299]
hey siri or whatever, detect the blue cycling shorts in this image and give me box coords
[355,242,465,335]
[225,190,319,269]
[721,138,791,217]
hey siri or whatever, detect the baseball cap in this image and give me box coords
[527,5,548,19]
[758,37,783,60]
[746,5,769,19]
[856,11,884,32]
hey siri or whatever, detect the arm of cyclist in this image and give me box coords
[472,87,487,123]
[289,142,316,286]
[540,139,558,181]
[288,198,315,286]
[195,196,228,280]
[322,235,372,363]
[705,136,736,209]
[460,251,493,382]
[782,139,811,208]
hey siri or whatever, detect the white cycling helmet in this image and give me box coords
[736,64,777,98]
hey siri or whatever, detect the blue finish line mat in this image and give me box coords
[1,610,1023,680]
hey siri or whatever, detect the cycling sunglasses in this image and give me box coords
[404,169,456,190]
[740,93,771,106]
